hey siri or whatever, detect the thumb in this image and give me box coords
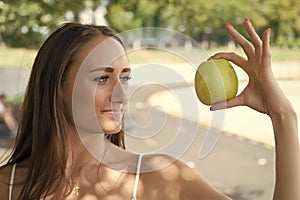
[210,95,243,111]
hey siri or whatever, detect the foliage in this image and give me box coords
[7,95,23,106]
[0,0,300,49]
[0,0,101,48]
[105,0,300,46]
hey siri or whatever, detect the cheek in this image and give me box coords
[71,79,102,131]
[94,86,108,108]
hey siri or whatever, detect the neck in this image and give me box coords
[66,126,139,174]
[65,127,106,170]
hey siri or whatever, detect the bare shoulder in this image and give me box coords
[0,160,28,200]
[140,154,231,200]
[0,164,12,200]
[0,163,12,179]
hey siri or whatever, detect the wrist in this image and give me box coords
[270,110,297,129]
[270,107,298,138]
[269,101,297,122]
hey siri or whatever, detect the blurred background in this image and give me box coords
[0,0,300,199]
[1,0,300,95]
[1,0,300,49]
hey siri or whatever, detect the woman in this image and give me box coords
[0,19,299,199]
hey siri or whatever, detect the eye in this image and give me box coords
[93,75,109,84]
[120,75,131,83]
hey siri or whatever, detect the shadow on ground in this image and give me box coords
[225,186,265,200]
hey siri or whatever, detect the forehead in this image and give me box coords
[78,36,128,72]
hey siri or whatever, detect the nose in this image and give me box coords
[111,81,128,104]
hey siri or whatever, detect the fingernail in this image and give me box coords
[226,22,233,29]
[208,55,214,60]
[244,18,250,24]
[267,28,271,33]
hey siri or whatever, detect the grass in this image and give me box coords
[1,46,300,68]
[7,95,24,105]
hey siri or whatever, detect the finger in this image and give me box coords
[262,28,272,68]
[211,52,249,73]
[243,18,263,59]
[226,22,255,58]
[210,95,244,111]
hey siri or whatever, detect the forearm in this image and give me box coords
[272,109,300,200]
[0,113,5,121]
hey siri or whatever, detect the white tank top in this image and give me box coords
[132,154,142,200]
[9,154,143,200]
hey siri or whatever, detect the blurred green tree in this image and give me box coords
[106,0,266,45]
[106,0,171,31]
[254,0,300,46]
[0,0,100,48]
[0,0,299,48]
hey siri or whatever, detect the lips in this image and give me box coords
[101,109,123,115]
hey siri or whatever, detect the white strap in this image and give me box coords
[9,164,17,200]
[132,154,142,200]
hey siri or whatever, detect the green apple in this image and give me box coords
[194,58,238,105]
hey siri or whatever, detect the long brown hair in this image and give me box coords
[3,23,125,199]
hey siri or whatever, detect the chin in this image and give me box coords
[99,119,123,134]
[102,125,122,135]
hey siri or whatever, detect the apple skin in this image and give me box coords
[194,58,238,105]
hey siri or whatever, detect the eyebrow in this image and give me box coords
[89,67,131,73]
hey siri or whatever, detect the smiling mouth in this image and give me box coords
[101,109,123,115]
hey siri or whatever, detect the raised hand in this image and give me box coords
[211,19,299,200]
[210,19,295,119]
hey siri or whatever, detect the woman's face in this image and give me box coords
[62,36,130,135]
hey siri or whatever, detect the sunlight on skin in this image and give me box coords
[78,164,98,187]
[97,169,124,191]
[160,164,180,181]
[67,161,141,199]
[181,166,199,182]
[81,194,98,200]
[165,182,181,199]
